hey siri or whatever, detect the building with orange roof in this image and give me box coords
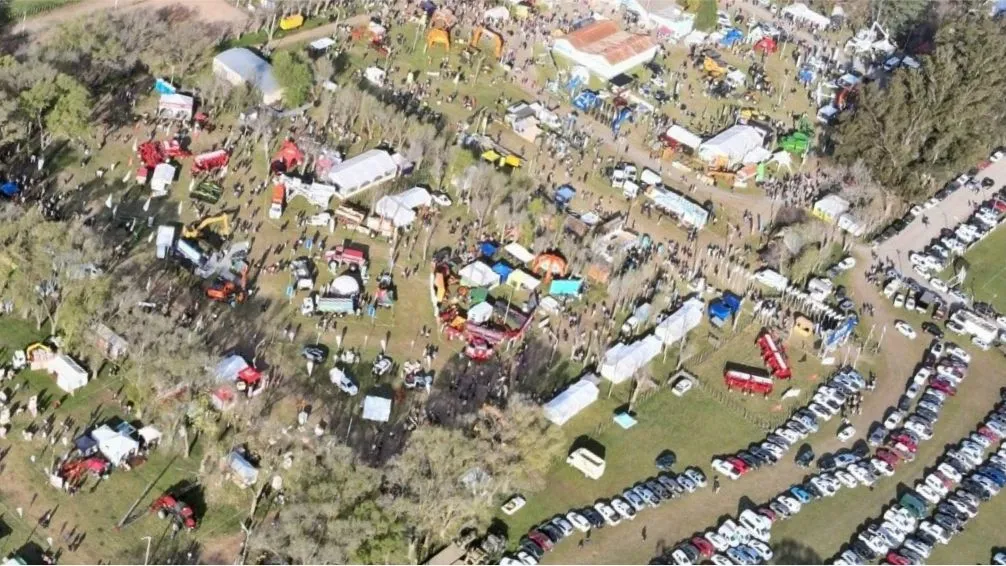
[551,19,658,80]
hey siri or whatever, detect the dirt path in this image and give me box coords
[10,0,247,35]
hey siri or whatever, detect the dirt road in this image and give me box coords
[10,0,248,35]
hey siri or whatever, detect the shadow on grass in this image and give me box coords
[773,537,823,565]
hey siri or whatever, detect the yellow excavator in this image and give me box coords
[181,213,231,241]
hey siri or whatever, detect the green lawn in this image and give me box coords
[10,0,78,18]
[951,226,1006,313]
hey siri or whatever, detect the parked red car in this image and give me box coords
[727,457,750,474]
[886,551,911,565]
[929,379,957,396]
[876,448,901,466]
[690,537,715,559]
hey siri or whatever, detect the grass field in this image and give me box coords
[9,0,78,18]
[0,319,244,563]
[954,226,1006,313]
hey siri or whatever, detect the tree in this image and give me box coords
[694,0,718,32]
[18,72,91,147]
[834,11,1006,201]
[272,50,314,107]
[873,0,930,37]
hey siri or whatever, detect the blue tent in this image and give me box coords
[479,241,499,258]
[612,107,633,134]
[0,182,19,197]
[573,90,599,111]
[154,78,177,95]
[419,0,436,15]
[708,300,733,321]
[722,291,742,312]
[491,262,514,281]
[554,184,576,206]
[797,66,815,85]
[720,28,744,47]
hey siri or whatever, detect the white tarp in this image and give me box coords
[754,268,789,292]
[91,425,139,466]
[158,93,194,119]
[600,335,662,384]
[698,125,767,166]
[459,261,501,288]
[467,301,494,323]
[654,297,703,344]
[742,146,773,165]
[543,378,599,426]
[138,425,162,445]
[782,3,831,28]
[362,395,392,422]
[664,125,703,149]
[48,353,88,393]
[374,186,432,227]
[504,242,535,264]
[214,355,249,382]
[309,37,336,51]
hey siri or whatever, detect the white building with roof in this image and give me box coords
[213,48,284,105]
[697,125,767,167]
[552,20,657,80]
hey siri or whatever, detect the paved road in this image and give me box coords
[875,157,1006,303]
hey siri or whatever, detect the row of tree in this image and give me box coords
[833,7,1006,201]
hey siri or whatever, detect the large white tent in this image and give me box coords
[459,261,501,288]
[781,3,831,29]
[600,335,662,384]
[91,425,139,466]
[543,378,600,426]
[363,395,392,422]
[654,297,704,344]
[43,353,89,394]
[321,149,401,199]
[698,125,767,167]
[375,186,432,227]
[213,48,283,104]
[663,125,703,150]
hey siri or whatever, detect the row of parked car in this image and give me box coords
[834,393,1006,565]
[872,167,987,247]
[654,508,775,565]
[711,368,867,481]
[500,468,709,565]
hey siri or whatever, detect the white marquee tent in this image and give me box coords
[321,149,401,199]
[91,425,140,466]
[543,378,600,426]
[654,297,704,344]
[782,3,831,29]
[375,186,432,227]
[600,335,662,384]
[459,261,501,288]
[698,125,767,167]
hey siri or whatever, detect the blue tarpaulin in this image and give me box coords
[492,262,514,280]
[549,279,583,296]
[708,300,733,321]
[554,184,576,205]
[479,241,499,258]
[0,182,19,197]
[720,28,744,46]
[797,67,815,85]
[154,78,177,95]
[614,412,638,429]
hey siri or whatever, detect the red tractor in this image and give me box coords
[150,494,197,531]
[56,456,110,490]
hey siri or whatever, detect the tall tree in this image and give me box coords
[272,50,314,107]
[834,10,1006,201]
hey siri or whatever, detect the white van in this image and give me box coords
[567,447,606,479]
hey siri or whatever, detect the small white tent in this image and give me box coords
[375,187,432,227]
[91,425,139,466]
[459,261,501,288]
[543,378,600,425]
[504,242,535,264]
[47,353,89,394]
[467,301,494,323]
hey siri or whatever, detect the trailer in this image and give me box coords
[191,180,223,204]
[757,330,792,379]
[191,150,230,173]
[724,368,774,394]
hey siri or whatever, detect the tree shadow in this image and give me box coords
[773,538,823,565]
